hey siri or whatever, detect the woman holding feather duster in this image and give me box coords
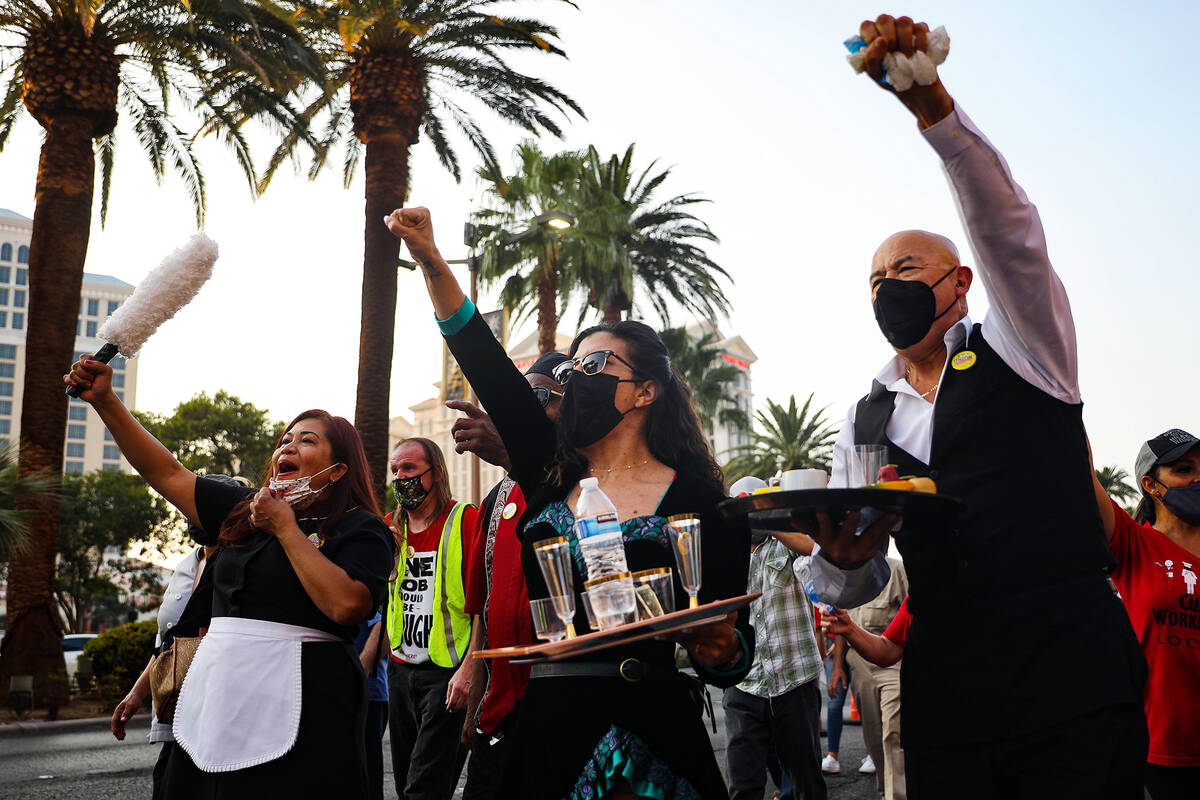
[65,357,394,799]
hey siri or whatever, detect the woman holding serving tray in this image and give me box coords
[386,207,754,799]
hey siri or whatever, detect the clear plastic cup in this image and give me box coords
[583,572,637,630]
[851,444,889,487]
[579,591,599,631]
[631,568,675,619]
[529,597,567,642]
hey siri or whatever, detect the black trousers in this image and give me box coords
[1144,764,1200,800]
[152,741,173,800]
[462,705,521,800]
[364,700,389,800]
[905,702,1148,800]
[722,682,827,800]
[388,660,466,800]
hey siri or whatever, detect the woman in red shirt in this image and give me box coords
[1094,429,1200,800]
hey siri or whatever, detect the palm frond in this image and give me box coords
[95,131,116,226]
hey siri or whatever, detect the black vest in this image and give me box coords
[854,324,1144,745]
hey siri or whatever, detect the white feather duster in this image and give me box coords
[97,233,219,357]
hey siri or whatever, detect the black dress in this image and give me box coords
[445,310,754,799]
[162,477,395,800]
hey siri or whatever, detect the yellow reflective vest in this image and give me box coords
[387,502,471,668]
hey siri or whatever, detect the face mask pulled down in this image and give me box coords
[873,267,957,349]
[269,463,338,506]
[393,469,432,511]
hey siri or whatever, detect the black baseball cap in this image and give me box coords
[525,352,569,379]
[1133,429,1199,518]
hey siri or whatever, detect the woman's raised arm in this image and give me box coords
[66,356,199,524]
[383,207,467,321]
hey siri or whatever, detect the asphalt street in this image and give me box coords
[1,701,878,800]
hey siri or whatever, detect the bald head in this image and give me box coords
[871,230,960,283]
[868,228,972,351]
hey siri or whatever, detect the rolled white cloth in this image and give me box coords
[172,617,340,772]
[846,25,950,91]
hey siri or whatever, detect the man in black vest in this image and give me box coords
[805,14,1148,799]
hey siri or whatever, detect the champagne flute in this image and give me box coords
[533,537,577,638]
[666,515,702,608]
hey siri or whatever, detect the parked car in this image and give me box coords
[62,633,98,683]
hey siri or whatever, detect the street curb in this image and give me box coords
[0,714,121,736]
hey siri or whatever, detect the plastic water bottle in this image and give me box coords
[575,478,635,628]
[575,477,629,579]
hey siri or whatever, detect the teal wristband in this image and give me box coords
[705,629,749,677]
[436,297,476,336]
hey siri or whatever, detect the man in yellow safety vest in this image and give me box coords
[385,436,478,800]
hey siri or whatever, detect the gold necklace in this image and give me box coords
[587,458,650,475]
[905,366,939,399]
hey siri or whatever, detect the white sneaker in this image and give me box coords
[859,755,876,774]
[821,754,840,774]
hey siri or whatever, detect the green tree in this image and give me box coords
[573,144,730,325]
[261,0,583,492]
[134,390,285,483]
[659,327,748,439]
[474,141,584,355]
[56,470,176,633]
[1096,464,1140,512]
[0,0,319,709]
[725,394,838,482]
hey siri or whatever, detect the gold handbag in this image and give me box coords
[149,635,201,724]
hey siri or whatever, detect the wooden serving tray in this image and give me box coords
[473,593,761,664]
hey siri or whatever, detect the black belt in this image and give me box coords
[530,659,678,683]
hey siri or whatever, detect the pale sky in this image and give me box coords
[0,0,1196,481]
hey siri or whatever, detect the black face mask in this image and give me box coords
[559,371,636,448]
[872,268,958,349]
[1154,479,1200,526]
[393,469,431,511]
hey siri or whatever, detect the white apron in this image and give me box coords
[173,617,341,772]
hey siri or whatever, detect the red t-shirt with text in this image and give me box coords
[389,504,479,665]
[1109,500,1200,767]
[882,596,912,648]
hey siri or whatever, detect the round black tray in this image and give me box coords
[719,488,966,531]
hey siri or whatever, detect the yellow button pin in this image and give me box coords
[951,350,977,371]
[501,502,518,520]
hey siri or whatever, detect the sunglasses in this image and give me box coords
[531,386,564,407]
[552,350,645,385]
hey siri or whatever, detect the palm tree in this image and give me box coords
[573,144,730,325]
[0,0,319,711]
[0,447,58,563]
[725,394,838,483]
[473,141,583,355]
[1096,464,1140,510]
[659,326,748,437]
[262,1,583,491]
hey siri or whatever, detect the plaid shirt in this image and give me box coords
[737,537,822,698]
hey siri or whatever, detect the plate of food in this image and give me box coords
[719,477,965,532]
[473,593,761,664]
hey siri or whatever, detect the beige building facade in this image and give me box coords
[0,208,138,474]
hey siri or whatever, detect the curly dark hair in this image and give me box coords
[548,320,724,494]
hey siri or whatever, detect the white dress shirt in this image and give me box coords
[811,103,1081,607]
[150,545,203,744]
